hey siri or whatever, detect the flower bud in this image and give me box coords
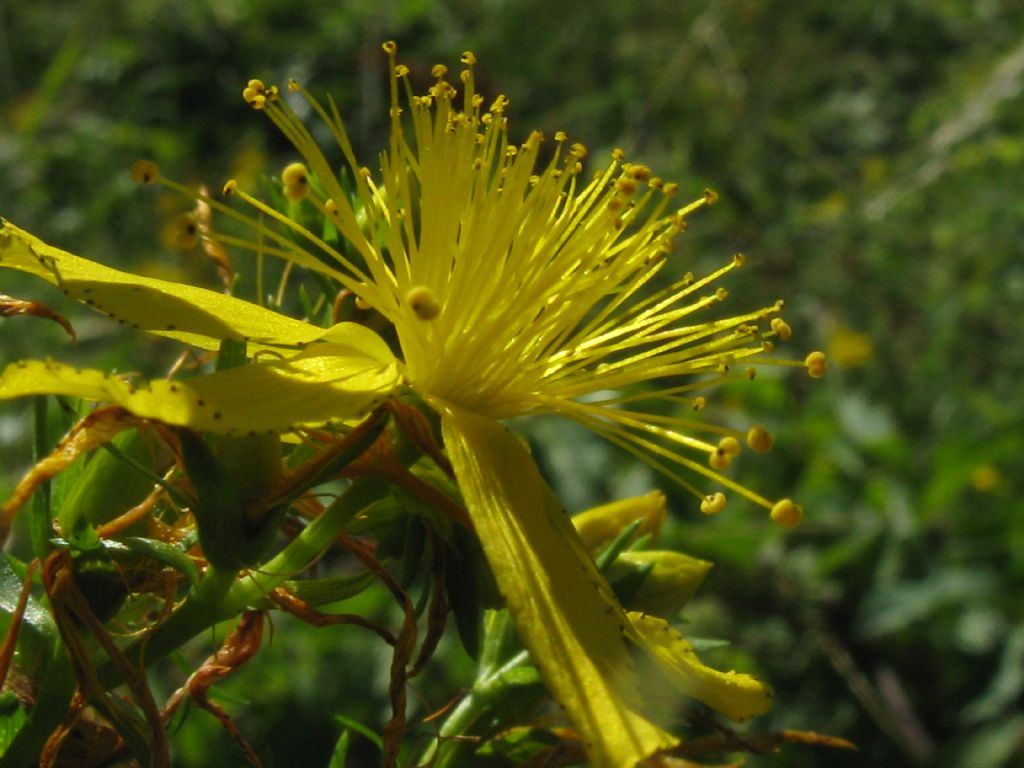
[609,550,712,618]
[572,491,666,551]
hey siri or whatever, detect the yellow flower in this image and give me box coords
[0,42,825,767]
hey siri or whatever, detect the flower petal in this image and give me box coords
[0,218,322,351]
[0,340,398,434]
[442,407,676,768]
[628,611,774,721]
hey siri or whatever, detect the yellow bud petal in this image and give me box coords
[572,491,666,551]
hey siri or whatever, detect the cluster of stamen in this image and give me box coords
[127,41,826,528]
[241,79,279,110]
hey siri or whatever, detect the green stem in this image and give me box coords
[29,396,52,559]
[101,479,386,684]
[424,610,534,768]
[110,565,237,680]
[222,478,385,613]
[0,639,74,768]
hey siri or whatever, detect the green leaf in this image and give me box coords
[331,714,383,752]
[0,693,28,757]
[327,729,351,768]
[57,428,158,539]
[282,571,377,607]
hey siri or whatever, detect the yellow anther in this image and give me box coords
[382,41,398,55]
[715,287,728,301]
[242,85,265,108]
[490,94,509,113]
[733,253,746,267]
[324,199,339,218]
[266,85,279,102]
[692,396,706,411]
[746,426,774,453]
[805,350,828,378]
[431,63,448,79]
[611,148,625,162]
[282,162,310,201]
[629,164,652,181]
[461,51,477,65]
[771,317,792,341]
[700,492,727,515]
[704,188,719,204]
[395,64,410,78]
[718,436,741,457]
[709,449,732,471]
[287,79,300,91]
[554,130,568,142]
[606,196,626,213]
[407,286,441,320]
[130,159,159,185]
[663,182,680,196]
[505,146,518,158]
[649,177,663,190]
[222,179,238,196]
[246,78,265,91]
[762,340,776,353]
[615,177,638,195]
[570,142,587,158]
[282,162,308,188]
[770,499,803,528]
[171,213,199,250]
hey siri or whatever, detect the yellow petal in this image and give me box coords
[442,407,676,768]
[627,611,774,721]
[0,340,398,434]
[0,218,322,352]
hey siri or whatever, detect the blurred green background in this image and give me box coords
[2,1,1024,766]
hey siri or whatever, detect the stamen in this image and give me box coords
[805,350,828,378]
[170,213,199,250]
[770,499,803,528]
[130,159,160,185]
[746,426,774,453]
[407,286,441,321]
[770,317,792,341]
[718,436,741,457]
[281,162,310,201]
[700,492,727,515]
